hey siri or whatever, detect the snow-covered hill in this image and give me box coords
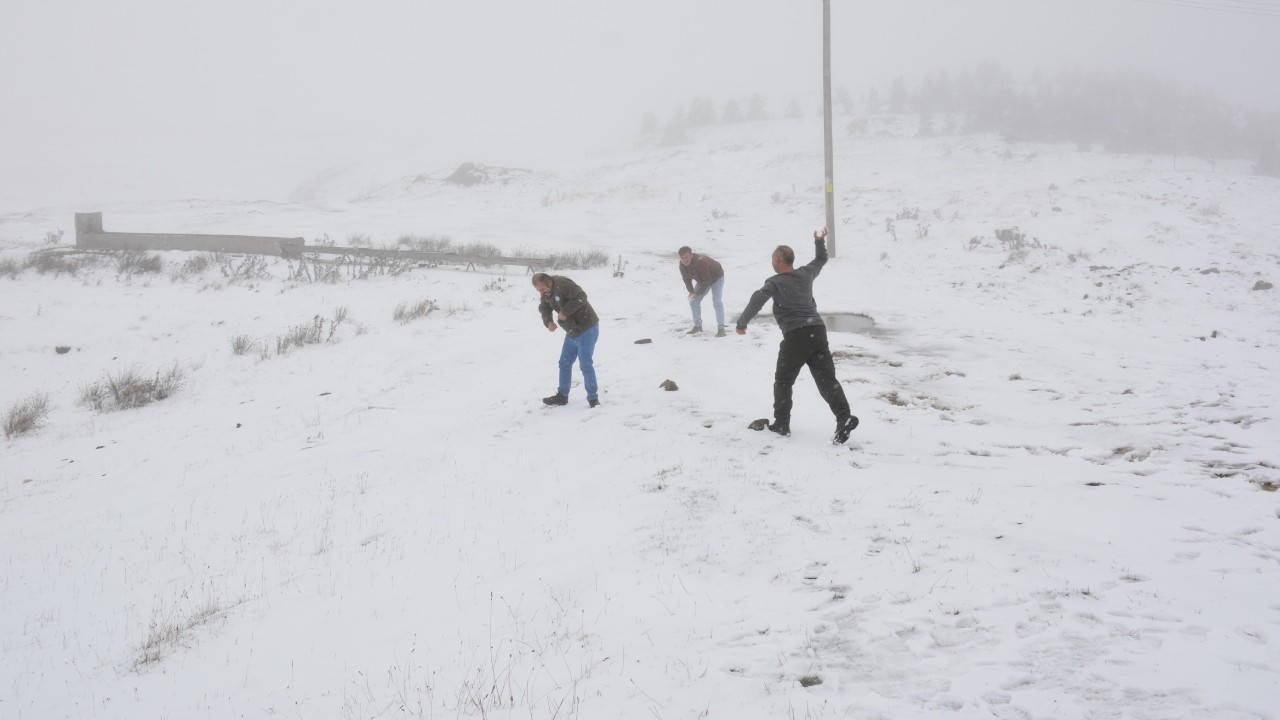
[2,118,1278,719]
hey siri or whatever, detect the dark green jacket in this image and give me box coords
[538,276,599,337]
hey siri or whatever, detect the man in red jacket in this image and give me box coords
[677,246,726,337]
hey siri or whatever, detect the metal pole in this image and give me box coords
[822,0,836,257]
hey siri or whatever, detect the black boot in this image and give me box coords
[833,414,859,444]
[768,421,791,437]
[542,392,568,406]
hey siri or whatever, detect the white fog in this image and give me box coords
[2,0,1279,208]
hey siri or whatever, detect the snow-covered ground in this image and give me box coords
[2,118,1278,719]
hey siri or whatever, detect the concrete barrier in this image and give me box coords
[75,212,304,258]
[72,212,553,271]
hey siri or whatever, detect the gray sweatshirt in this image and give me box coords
[735,237,827,334]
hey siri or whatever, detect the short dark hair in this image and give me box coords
[532,272,551,285]
[773,245,794,265]
[677,246,692,256]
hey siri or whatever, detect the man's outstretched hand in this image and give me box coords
[814,227,828,241]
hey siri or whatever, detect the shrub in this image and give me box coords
[456,240,504,258]
[0,258,20,278]
[335,253,412,279]
[276,317,324,355]
[394,299,438,324]
[274,308,347,355]
[230,335,256,355]
[80,364,184,412]
[171,253,218,281]
[55,345,71,354]
[220,255,271,281]
[3,393,50,438]
[115,250,164,275]
[24,252,82,276]
[396,234,454,252]
[547,249,609,270]
[290,257,341,284]
[995,227,1043,266]
[44,229,65,245]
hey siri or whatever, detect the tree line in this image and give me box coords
[642,64,1280,176]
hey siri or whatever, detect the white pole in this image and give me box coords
[822,0,837,257]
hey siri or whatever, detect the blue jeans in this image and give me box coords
[558,324,599,401]
[690,276,725,328]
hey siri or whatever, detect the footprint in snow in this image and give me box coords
[1235,626,1268,644]
[1015,620,1050,639]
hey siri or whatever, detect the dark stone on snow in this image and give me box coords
[659,379,678,391]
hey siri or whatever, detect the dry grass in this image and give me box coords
[114,250,164,275]
[394,299,439,323]
[274,308,347,355]
[220,254,272,281]
[396,234,454,252]
[24,252,85,276]
[171,253,220,281]
[547,248,610,269]
[3,393,50,438]
[80,364,184,412]
[230,335,257,355]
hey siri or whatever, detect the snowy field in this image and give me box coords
[2,118,1279,719]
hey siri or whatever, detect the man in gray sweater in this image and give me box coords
[735,228,859,444]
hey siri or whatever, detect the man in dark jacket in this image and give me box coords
[678,246,726,336]
[735,228,859,444]
[532,273,601,407]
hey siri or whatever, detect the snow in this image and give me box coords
[2,118,1279,719]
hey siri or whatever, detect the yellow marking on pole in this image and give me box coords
[825,183,833,193]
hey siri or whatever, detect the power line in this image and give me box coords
[1131,0,1280,16]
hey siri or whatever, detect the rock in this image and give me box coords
[444,162,489,186]
[659,379,678,391]
[634,338,652,344]
[1253,280,1273,291]
[747,418,769,431]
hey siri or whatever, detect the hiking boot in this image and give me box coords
[687,325,702,334]
[833,414,860,444]
[715,327,727,337]
[768,422,791,437]
[542,392,568,406]
[588,398,600,408]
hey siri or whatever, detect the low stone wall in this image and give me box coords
[74,212,304,258]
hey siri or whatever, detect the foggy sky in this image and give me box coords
[2,0,1277,209]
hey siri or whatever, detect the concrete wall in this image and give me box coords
[71,212,552,269]
[75,212,304,258]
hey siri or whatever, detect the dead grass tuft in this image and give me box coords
[80,364,184,412]
[394,299,439,323]
[3,393,50,437]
